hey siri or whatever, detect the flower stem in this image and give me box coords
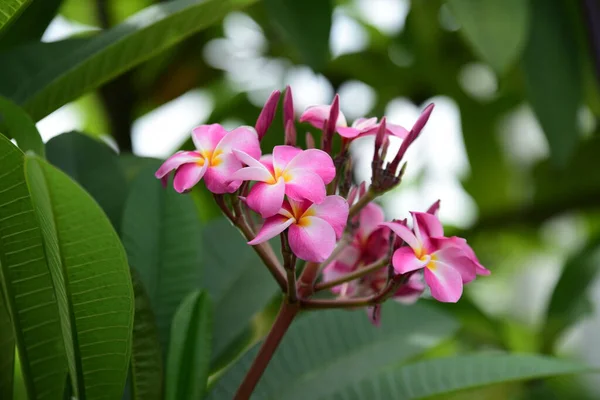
[234,300,299,399]
[314,257,389,292]
[348,189,375,219]
[281,232,298,303]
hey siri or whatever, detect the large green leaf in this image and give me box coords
[0,0,256,121]
[0,286,15,400]
[263,0,332,70]
[0,95,44,156]
[46,132,127,229]
[165,290,212,400]
[447,0,529,73]
[121,162,203,348]
[130,269,163,400]
[0,134,67,400]
[201,219,279,369]
[522,0,582,166]
[24,154,134,400]
[208,302,458,399]
[334,354,589,399]
[0,0,30,34]
[0,0,62,50]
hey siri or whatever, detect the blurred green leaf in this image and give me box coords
[121,161,203,348]
[46,132,127,229]
[118,155,161,183]
[0,0,62,50]
[165,290,212,400]
[264,0,332,70]
[0,0,257,121]
[332,354,589,399]
[129,268,163,400]
[0,287,15,400]
[208,302,458,399]
[61,0,152,27]
[25,153,134,400]
[447,0,529,73]
[523,0,582,167]
[541,234,600,353]
[0,134,67,400]
[0,0,30,35]
[0,95,44,156]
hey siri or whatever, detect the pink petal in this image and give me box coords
[433,242,477,283]
[380,222,421,252]
[271,145,302,172]
[308,195,349,238]
[155,151,201,179]
[285,149,336,184]
[336,126,361,138]
[393,274,425,305]
[285,170,327,203]
[424,262,463,303]
[411,211,444,250]
[352,117,378,130]
[299,105,347,129]
[255,90,281,140]
[246,179,286,218]
[392,246,429,274]
[356,203,385,240]
[192,124,227,152]
[386,122,409,138]
[172,162,208,193]
[288,216,336,262]
[215,126,261,159]
[447,237,490,276]
[230,150,274,182]
[248,215,294,245]
[204,153,243,194]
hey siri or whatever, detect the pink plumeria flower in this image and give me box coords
[230,145,336,218]
[248,196,349,262]
[299,105,408,140]
[382,212,487,303]
[155,124,260,194]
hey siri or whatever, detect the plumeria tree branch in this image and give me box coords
[281,232,298,303]
[314,257,389,292]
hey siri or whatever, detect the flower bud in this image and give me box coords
[255,90,281,140]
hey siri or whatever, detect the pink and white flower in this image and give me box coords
[155,124,261,194]
[299,105,408,140]
[248,196,349,262]
[383,212,489,303]
[230,145,336,218]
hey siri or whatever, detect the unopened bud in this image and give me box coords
[285,120,297,146]
[255,90,281,140]
[412,103,434,137]
[283,86,294,129]
[426,199,440,216]
[305,132,316,149]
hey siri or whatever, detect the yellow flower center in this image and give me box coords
[197,149,223,167]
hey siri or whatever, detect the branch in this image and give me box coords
[314,257,389,292]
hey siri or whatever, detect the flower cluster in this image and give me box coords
[156,87,489,322]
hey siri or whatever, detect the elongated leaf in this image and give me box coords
[0,95,44,156]
[46,132,127,229]
[0,0,256,121]
[334,354,589,399]
[0,134,67,400]
[130,269,163,400]
[447,0,529,73]
[0,0,62,51]
[208,302,458,399]
[121,162,203,348]
[166,290,212,400]
[264,0,332,70]
[523,0,582,166]
[0,0,30,34]
[25,154,134,400]
[0,285,15,400]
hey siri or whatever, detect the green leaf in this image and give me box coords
[24,154,134,400]
[208,302,458,399]
[121,162,203,348]
[0,286,15,400]
[333,354,590,399]
[447,0,529,73]
[201,219,279,369]
[0,134,67,400]
[522,0,582,167]
[46,132,127,229]
[0,0,257,121]
[0,0,62,50]
[130,268,163,400]
[541,234,600,353]
[263,0,332,70]
[0,0,30,35]
[0,95,44,156]
[165,290,212,400]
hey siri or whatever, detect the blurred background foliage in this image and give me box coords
[2,0,600,398]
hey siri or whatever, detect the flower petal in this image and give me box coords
[380,222,421,251]
[433,242,477,283]
[299,105,347,129]
[424,262,463,303]
[308,195,349,238]
[393,274,425,304]
[285,149,336,184]
[392,246,429,274]
[248,215,294,245]
[230,150,274,182]
[336,126,361,138]
[386,122,409,138]
[288,216,336,262]
[412,211,444,241]
[352,117,378,130]
[155,151,201,179]
[285,170,327,203]
[246,179,286,218]
[356,203,385,239]
[215,126,261,159]
[272,145,302,172]
[173,162,208,193]
[191,124,227,152]
[204,152,243,194]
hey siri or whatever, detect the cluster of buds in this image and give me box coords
[156,87,489,324]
